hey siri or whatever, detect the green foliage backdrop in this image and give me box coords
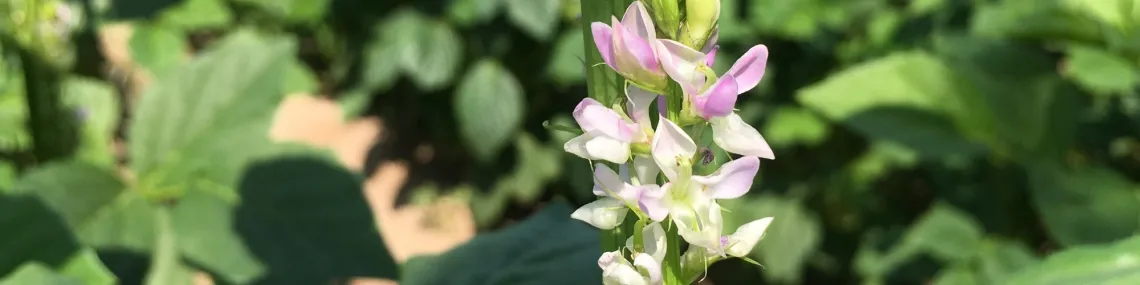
[1,0,1139,284]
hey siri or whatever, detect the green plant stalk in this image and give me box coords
[663,221,684,285]
[581,0,636,254]
[18,38,78,164]
[580,0,634,107]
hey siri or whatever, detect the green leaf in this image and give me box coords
[1062,0,1133,30]
[360,17,404,92]
[1027,164,1140,246]
[144,207,194,285]
[10,161,125,232]
[447,0,504,26]
[721,194,822,284]
[844,107,987,160]
[283,59,319,95]
[62,77,120,166]
[157,0,233,30]
[454,60,525,162]
[0,163,13,191]
[898,203,985,263]
[387,11,463,91]
[0,194,80,277]
[747,0,821,40]
[170,193,264,284]
[970,0,1103,44]
[58,249,115,285]
[1005,234,1140,285]
[548,28,586,87]
[234,153,400,283]
[401,203,601,285]
[797,53,986,159]
[1064,45,1140,95]
[506,0,562,40]
[233,0,329,24]
[762,106,829,148]
[0,263,81,285]
[501,134,561,203]
[129,30,294,197]
[128,24,188,78]
[932,264,979,285]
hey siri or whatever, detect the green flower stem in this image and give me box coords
[633,219,647,252]
[663,221,684,285]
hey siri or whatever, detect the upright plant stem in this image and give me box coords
[19,42,77,164]
[580,0,635,254]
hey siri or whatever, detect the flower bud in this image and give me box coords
[680,0,719,49]
[643,0,682,38]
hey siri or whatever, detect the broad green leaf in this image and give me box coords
[844,107,987,160]
[233,0,329,24]
[971,239,1040,283]
[971,0,1103,44]
[157,0,232,30]
[388,11,463,91]
[502,134,561,203]
[447,0,504,26]
[170,193,264,284]
[454,60,525,162]
[748,0,821,40]
[1064,45,1140,95]
[1027,164,1140,246]
[144,208,194,285]
[506,0,562,40]
[797,52,987,159]
[932,265,978,285]
[934,36,1082,160]
[78,194,158,252]
[10,161,125,232]
[0,53,28,152]
[548,28,586,87]
[130,30,294,196]
[898,203,985,263]
[0,162,13,191]
[762,106,829,148]
[0,194,80,277]
[0,263,81,285]
[128,24,188,78]
[721,195,822,284]
[1062,0,1133,30]
[59,249,115,285]
[62,77,120,166]
[1005,234,1140,285]
[234,153,399,283]
[283,59,319,95]
[401,203,601,285]
[360,17,404,92]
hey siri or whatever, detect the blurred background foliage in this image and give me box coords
[1,0,1139,284]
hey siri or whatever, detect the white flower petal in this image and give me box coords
[690,156,760,200]
[632,253,662,285]
[710,113,774,159]
[626,86,658,132]
[651,117,697,180]
[672,200,723,253]
[593,163,625,197]
[586,136,632,164]
[633,156,661,185]
[603,262,648,285]
[564,134,594,160]
[571,198,629,230]
[725,217,774,257]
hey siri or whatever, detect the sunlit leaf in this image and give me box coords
[233,0,329,24]
[548,28,586,87]
[157,0,232,30]
[402,203,600,285]
[762,106,829,148]
[721,194,822,283]
[447,0,504,26]
[0,263,81,285]
[1064,45,1140,95]
[386,11,463,91]
[454,60,524,162]
[1005,234,1140,285]
[506,0,562,40]
[128,24,188,78]
[62,77,119,166]
[1027,164,1140,247]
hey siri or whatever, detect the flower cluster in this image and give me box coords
[565,1,776,284]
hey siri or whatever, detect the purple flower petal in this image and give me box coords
[592,163,624,197]
[621,1,656,42]
[726,44,769,94]
[693,74,738,119]
[655,39,706,95]
[614,20,660,72]
[692,156,760,199]
[637,185,668,222]
[572,98,637,141]
[590,22,616,68]
[704,45,719,67]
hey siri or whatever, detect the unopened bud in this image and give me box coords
[642,0,682,38]
[680,0,719,49]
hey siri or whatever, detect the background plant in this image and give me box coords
[0,0,1138,284]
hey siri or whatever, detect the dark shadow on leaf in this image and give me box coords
[843,107,987,159]
[95,249,151,285]
[235,155,399,284]
[0,194,81,276]
[401,203,601,285]
[94,0,183,20]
